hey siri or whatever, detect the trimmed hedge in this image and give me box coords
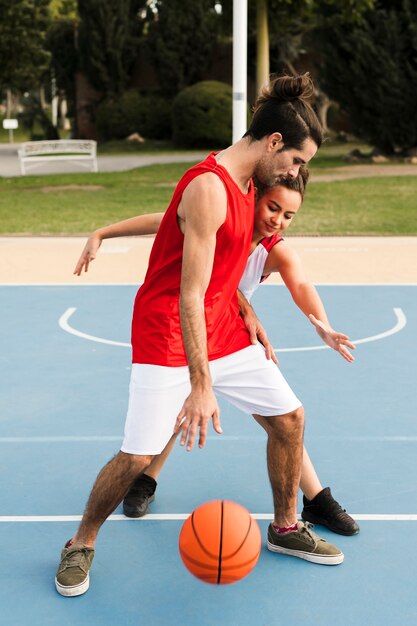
[96,90,172,141]
[172,81,233,148]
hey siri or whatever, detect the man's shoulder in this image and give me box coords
[183,170,227,202]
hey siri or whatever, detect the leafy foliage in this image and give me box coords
[319,0,417,152]
[77,0,146,97]
[145,0,221,95]
[46,18,78,116]
[18,93,60,140]
[0,0,51,91]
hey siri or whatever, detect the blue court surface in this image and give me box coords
[1,284,416,626]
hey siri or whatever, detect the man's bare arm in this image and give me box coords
[174,173,227,450]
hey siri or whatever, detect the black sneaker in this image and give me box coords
[301,487,360,536]
[123,474,157,518]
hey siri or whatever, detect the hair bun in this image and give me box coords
[269,73,315,102]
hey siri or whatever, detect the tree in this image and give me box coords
[77,0,146,98]
[46,2,78,121]
[255,0,374,83]
[318,0,417,153]
[219,0,373,111]
[0,0,51,113]
[145,0,221,95]
[49,0,77,20]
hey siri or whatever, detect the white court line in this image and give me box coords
[3,283,417,286]
[58,307,406,351]
[0,436,123,443]
[275,308,406,352]
[1,514,416,523]
[59,307,130,347]
[3,435,417,443]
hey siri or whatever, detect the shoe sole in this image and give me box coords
[301,512,360,536]
[55,573,90,597]
[123,494,155,518]
[267,540,344,565]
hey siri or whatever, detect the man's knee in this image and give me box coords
[256,406,304,438]
[282,405,304,430]
[118,450,154,475]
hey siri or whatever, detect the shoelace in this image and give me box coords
[322,497,353,522]
[63,548,92,571]
[300,522,322,543]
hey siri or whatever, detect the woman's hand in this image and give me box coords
[309,314,356,363]
[73,232,103,275]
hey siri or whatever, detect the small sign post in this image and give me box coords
[2,119,18,143]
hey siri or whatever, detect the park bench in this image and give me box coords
[18,139,98,175]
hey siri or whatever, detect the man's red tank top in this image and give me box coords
[131,152,254,366]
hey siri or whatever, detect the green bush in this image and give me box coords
[96,90,172,141]
[172,81,233,148]
[143,96,172,140]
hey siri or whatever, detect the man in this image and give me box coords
[56,73,343,598]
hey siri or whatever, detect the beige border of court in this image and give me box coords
[1,235,416,285]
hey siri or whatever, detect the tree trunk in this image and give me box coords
[315,89,331,135]
[6,89,13,118]
[256,0,269,95]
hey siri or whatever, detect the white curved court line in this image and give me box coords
[59,307,406,352]
[275,307,406,352]
[59,307,130,347]
[1,514,416,522]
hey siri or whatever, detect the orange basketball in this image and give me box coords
[178,500,261,585]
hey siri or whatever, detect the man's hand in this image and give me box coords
[309,314,356,363]
[74,232,102,275]
[174,387,222,451]
[238,292,278,364]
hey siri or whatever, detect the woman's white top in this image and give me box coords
[238,234,283,302]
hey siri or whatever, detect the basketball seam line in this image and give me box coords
[217,501,224,585]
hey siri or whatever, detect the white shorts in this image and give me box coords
[121,343,301,455]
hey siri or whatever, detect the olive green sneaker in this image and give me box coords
[55,541,95,597]
[267,522,344,565]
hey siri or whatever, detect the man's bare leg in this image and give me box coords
[253,406,304,527]
[73,451,153,547]
[56,451,153,596]
[254,407,344,564]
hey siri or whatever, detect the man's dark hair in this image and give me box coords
[245,74,322,150]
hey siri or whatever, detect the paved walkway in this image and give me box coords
[0,143,207,177]
[1,142,416,180]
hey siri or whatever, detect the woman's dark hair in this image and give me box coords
[255,165,310,201]
[244,73,322,150]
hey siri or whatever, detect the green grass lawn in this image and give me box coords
[0,155,416,236]
[293,177,417,235]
